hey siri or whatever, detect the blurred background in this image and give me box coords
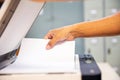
[26,0,120,75]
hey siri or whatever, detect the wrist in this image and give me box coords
[68,23,85,38]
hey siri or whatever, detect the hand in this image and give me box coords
[44,26,75,50]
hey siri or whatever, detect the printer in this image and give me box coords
[0,0,119,80]
[0,1,101,80]
[0,0,44,69]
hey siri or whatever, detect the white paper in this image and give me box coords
[0,38,75,74]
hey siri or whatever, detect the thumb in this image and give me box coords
[46,38,58,50]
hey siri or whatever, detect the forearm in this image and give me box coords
[44,12,120,49]
[70,12,120,38]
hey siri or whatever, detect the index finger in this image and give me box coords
[46,37,58,50]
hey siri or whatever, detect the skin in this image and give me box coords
[44,12,120,49]
[15,0,120,75]
[31,0,120,49]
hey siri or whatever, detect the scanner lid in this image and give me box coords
[0,0,45,55]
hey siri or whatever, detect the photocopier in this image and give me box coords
[0,0,104,80]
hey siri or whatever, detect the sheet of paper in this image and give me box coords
[0,38,75,73]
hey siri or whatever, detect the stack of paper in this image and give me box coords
[0,38,75,74]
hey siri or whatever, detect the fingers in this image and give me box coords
[46,38,58,50]
[46,35,68,50]
[44,27,74,50]
[44,31,55,39]
[44,34,53,39]
[44,30,58,49]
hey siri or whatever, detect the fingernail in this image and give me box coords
[46,45,51,50]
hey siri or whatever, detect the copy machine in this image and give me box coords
[0,0,119,80]
[0,0,44,69]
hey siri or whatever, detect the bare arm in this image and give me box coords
[71,12,120,38]
[45,12,120,49]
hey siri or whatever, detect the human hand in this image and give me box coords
[44,26,75,50]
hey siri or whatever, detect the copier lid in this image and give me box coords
[0,0,44,55]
